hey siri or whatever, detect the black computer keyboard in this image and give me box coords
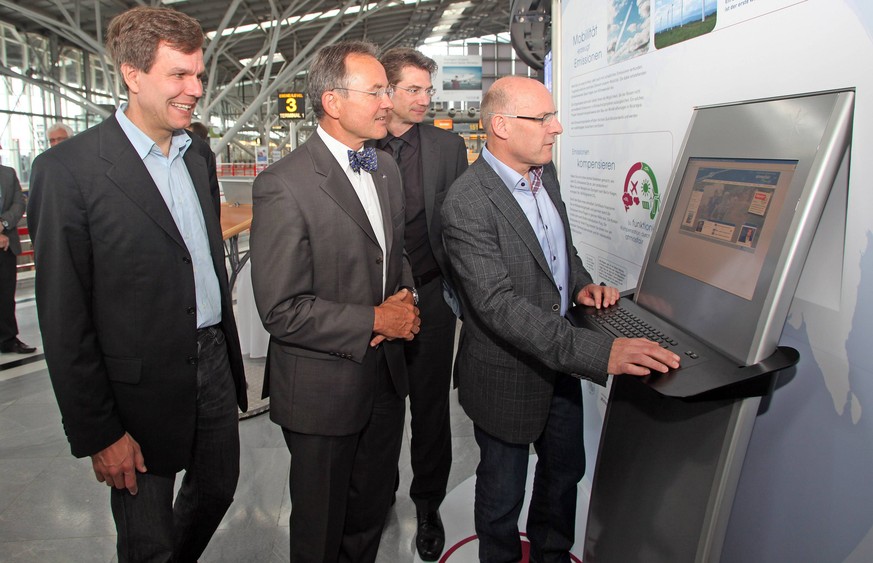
[589,306,683,350]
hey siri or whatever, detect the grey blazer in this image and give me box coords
[441,157,613,444]
[251,132,413,436]
[0,165,25,255]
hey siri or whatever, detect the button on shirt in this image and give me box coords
[317,126,387,298]
[377,126,440,278]
[115,105,222,328]
[481,146,571,315]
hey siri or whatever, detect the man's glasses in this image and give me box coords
[490,111,558,126]
[393,85,437,97]
[333,86,395,99]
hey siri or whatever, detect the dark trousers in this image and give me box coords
[110,327,241,563]
[0,249,18,344]
[405,275,456,512]
[283,351,405,563]
[473,374,586,563]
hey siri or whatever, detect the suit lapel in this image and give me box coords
[101,116,187,250]
[478,160,553,279]
[184,141,224,261]
[372,156,394,260]
[307,135,379,245]
[419,124,440,231]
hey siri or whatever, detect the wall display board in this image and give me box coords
[433,55,483,103]
[555,0,873,560]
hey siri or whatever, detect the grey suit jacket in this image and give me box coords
[251,131,413,436]
[0,165,25,255]
[27,115,247,476]
[441,157,613,444]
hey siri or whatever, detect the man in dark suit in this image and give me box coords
[250,41,420,563]
[27,7,247,562]
[372,47,468,561]
[0,164,35,354]
[441,76,681,563]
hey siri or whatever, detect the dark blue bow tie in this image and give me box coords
[348,147,378,173]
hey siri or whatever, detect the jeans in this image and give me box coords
[474,374,586,563]
[110,327,240,563]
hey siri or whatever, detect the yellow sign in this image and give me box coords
[278,92,305,120]
[434,118,454,130]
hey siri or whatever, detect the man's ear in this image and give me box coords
[489,113,510,140]
[321,90,342,119]
[120,63,140,95]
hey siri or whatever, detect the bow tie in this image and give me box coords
[348,147,378,173]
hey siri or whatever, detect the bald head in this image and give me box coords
[481,77,562,175]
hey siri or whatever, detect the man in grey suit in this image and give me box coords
[250,41,420,563]
[373,47,468,561]
[28,7,247,561]
[0,164,35,354]
[441,76,681,563]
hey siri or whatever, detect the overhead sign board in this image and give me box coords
[278,92,305,120]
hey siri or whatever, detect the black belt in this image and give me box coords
[196,324,222,337]
[414,269,441,287]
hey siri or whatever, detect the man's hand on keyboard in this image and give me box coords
[576,283,620,309]
[608,338,681,376]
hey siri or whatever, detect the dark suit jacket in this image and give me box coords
[441,157,613,444]
[251,131,413,436]
[369,123,468,278]
[27,115,247,476]
[0,165,25,255]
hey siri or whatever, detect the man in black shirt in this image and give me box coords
[376,48,469,561]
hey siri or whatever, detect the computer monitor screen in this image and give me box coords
[657,158,797,300]
[633,90,853,365]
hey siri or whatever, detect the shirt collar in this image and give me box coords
[378,123,420,150]
[115,103,192,160]
[482,144,534,193]
[317,125,364,172]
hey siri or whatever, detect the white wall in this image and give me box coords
[555,0,873,560]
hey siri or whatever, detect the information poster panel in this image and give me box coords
[560,0,806,292]
[433,55,483,103]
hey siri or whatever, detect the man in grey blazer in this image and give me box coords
[0,164,35,354]
[373,47,468,561]
[441,76,681,563]
[250,41,420,563]
[28,7,247,561]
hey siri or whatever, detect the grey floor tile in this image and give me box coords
[0,457,116,542]
[218,445,289,531]
[0,458,49,515]
[0,401,67,460]
[0,536,116,562]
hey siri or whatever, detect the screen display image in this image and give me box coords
[657,158,797,300]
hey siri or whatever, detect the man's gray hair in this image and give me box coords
[307,41,379,120]
[47,122,74,137]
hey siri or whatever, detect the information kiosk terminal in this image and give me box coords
[572,89,854,562]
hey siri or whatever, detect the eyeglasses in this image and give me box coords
[490,111,558,126]
[332,86,395,99]
[392,84,437,97]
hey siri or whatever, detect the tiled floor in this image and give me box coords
[0,269,482,563]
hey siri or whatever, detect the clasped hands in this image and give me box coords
[371,288,421,347]
[577,283,681,376]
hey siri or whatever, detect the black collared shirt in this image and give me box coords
[379,124,439,278]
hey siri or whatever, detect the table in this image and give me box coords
[221,203,252,289]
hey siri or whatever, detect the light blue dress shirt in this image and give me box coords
[482,145,571,315]
[116,105,222,328]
